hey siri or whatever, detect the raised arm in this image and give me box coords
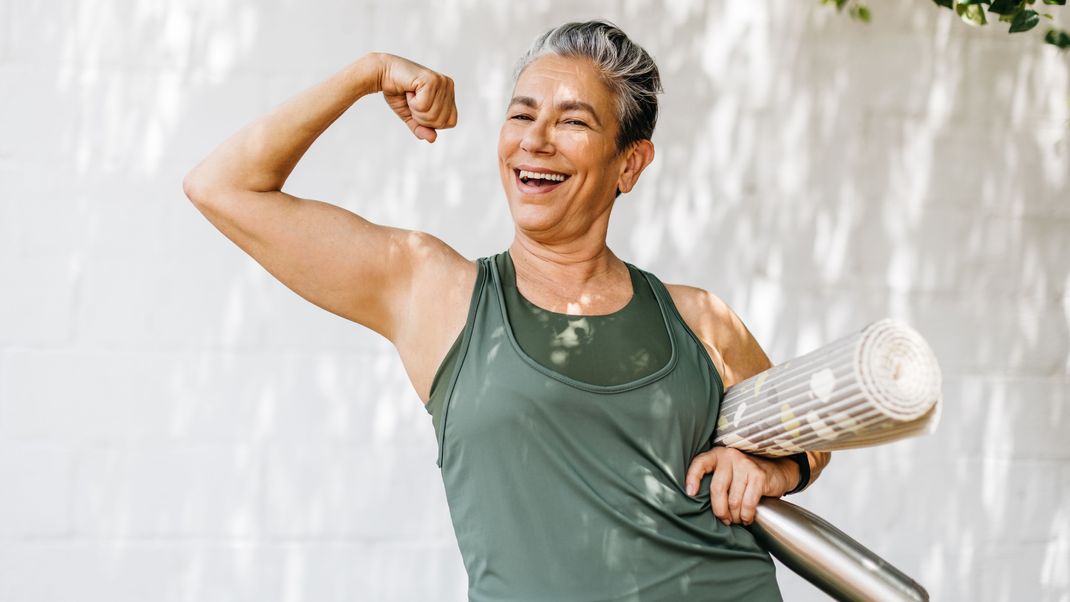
[181,52,459,343]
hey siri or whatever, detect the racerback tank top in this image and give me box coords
[425,251,782,601]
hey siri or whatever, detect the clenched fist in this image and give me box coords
[372,52,458,143]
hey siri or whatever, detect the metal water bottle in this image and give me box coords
[748,498,930,601]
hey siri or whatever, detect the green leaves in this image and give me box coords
[957,2,988,25]
[849,4,872,21]
[832,0,1067,50]
[988,0,1024,15]
[823,0,872,22]
[1009,9,1040,31]
[1045,28,1070,47]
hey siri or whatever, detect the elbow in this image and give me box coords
[183,169,231,207]
[182,171,209,205]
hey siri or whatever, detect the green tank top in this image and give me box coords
[498,249,673,385]
[425,250,781,601]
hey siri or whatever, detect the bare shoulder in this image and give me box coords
[392,233,479,405]
[404,230,479,297]
[663,282,772,389]
[393,230,477,344]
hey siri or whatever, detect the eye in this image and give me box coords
[509,114,534,121]
[564,119,588,127]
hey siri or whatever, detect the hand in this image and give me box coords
[684,445,794,526]
[373,53,458,143]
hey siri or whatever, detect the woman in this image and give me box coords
[184,20,831,601]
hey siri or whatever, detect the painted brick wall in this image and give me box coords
[1,0,1067,600]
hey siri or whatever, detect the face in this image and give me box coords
[498,54,635,238]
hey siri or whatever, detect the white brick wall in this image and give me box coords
[1,0,1067,600]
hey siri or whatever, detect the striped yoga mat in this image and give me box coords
[714,319,943,456]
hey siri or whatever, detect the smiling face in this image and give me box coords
[498,54,631,239]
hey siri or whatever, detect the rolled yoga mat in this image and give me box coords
[714,319,942,456]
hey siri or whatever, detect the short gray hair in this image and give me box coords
[511,20,663,154]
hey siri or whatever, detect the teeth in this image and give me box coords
[519,169,566,182]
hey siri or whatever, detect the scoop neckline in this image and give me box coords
[504,249,640,318]
[489,252,679,394]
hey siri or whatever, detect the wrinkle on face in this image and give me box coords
[498,55,625,240]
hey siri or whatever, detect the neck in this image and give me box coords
[508,232,631,315]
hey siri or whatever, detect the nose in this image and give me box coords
[520,118,554,155]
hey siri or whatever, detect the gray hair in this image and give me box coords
[511,20,663,154]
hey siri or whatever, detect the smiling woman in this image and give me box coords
[182,18,828,602]
[498,52,651,240]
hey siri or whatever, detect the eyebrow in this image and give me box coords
[508,96,603,127]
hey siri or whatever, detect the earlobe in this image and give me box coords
[617,139,655,195]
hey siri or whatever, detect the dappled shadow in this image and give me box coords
[0,0,1066,600]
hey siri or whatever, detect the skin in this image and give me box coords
[182,51,831,529]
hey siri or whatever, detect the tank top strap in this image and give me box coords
[625,263,727,397]
[433,255,490,468]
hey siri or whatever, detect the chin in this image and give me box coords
[508,199,565,233]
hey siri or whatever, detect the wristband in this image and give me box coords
[784,452,810,495]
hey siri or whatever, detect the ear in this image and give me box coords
[616,139,655,195]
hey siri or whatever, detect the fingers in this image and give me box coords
[709,458,733,526]
[447,97,458,128]
[383,92,431,142]
[379,55,457,143]
[685,450,717,497]
[740,477,764,525]
[406,91,439,142]
[727,469,748,524]
[687,446,767,526]
[403,77,456,139]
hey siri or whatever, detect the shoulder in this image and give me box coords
[389,233,481,403]
[662,282,772,389]
[396,231,480,287]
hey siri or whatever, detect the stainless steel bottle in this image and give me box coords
[748,498,930,601]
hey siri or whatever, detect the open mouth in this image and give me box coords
[514,168,570,194]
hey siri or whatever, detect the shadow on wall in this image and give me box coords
[3,0,1066,600]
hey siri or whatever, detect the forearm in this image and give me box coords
[185,52,384,195]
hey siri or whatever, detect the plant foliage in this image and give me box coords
[824,0,1070,49]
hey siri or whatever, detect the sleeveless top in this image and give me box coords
[497,249,672,385]
[424,250,782,601]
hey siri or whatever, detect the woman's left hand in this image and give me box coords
[685,445,793,526]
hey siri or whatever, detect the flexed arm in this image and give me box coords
[184,52,456,193]
[181,53,460,343]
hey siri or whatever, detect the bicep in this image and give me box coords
[187,187,432,341]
